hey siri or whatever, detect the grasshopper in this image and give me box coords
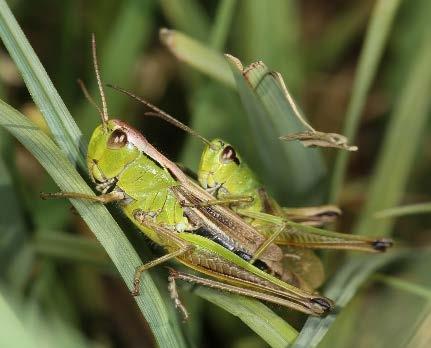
[106,85,393,292]
[197,138,393,251]
[42,35,334,319]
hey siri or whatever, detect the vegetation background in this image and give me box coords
[0,0,430,347]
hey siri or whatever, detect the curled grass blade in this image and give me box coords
[226,55,326,203]
[329,0,403,202]
[195,287,298,348]
[0,101,186,348]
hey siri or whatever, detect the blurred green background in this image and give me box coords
[0,0,431,347]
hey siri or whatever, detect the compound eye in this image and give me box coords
[108,129,128,149]
[220,145,240,165]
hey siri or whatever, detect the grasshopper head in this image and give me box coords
[87,119,140,192]
[198,138,243,190]
[83,36,143,193]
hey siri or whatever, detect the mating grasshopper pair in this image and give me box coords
[43,36,392,319]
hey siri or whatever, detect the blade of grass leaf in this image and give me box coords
[313,7,431,346]
[76,0,155,136]
[306,2,372,70]
[24,296,91,348]
[28,260,80,325]
[405,303,431,348]
[373,274,431,300]
[295,25,431,347]
[0,290,35,348]
[160,29,235,88]
[209,0,237,50]
[329,0,403,202]
[0,132,34,294]
[0,0,85,169]
[159,0,210,41]
[33,232,113,271]
[354,30,431,236]
[6,244,34,294]
[195,287,298,348]
[292,250,408,348]
[0,156,27,278]
[0,101,186,348]
[226,56,326,204]
[327,248,431,348]
[235,1,303,92]
[375,202,431,218]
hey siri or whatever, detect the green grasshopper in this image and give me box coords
[106,85,393,292]
[196,137,393,290]
[197,138,393,251]
[42,35,334,319]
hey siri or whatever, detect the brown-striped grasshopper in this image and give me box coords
[42,35,335,319]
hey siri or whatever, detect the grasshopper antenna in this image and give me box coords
[91,33,109,131]
[107,83,214,148]
[143,111,212,147]
[77,79,104,117]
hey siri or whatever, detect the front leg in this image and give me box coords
[40,190,125,204]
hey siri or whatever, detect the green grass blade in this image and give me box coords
[295,24,431,347]
[0,290,35,348]
[0,102,186,348]
[196,287,298,348]
[375,202,431,218]
[0,156,27,277]
[160,29,235,87]
[297,6,431,347]
[354,31,431,236]
[306,2,372,70]
[292,251,407,348]
[209,0,237,50]
[226,56,326,203]
[76,0,156,136]
[405,303,431,348]
[234,1,303,92]
[33,232,112,270]
[0,0,85,169]
[373,274,431,301]
[0,287,91,348]
[329,0,403,202]
[159,0,210,41]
